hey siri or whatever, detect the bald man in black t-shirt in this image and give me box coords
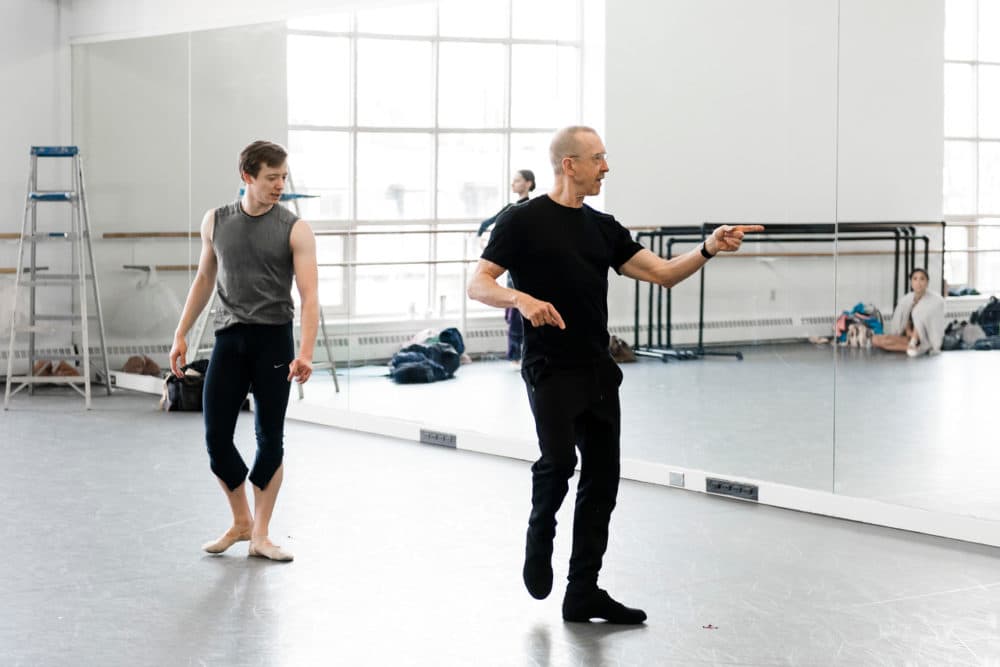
[468,126,761,624]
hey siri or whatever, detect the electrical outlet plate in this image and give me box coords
[419,429,457,448]
[669,471,685,487]
[705,477,758,501]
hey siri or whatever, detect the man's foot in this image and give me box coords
[201,525,252,554]
[523,535,553,600]
[562,587,646,624]
[248,537,293,562]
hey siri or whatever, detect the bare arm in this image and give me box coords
[467,259,565,329]
[169,210,218,376]
[289,219,319,383]
[620,224,764,288]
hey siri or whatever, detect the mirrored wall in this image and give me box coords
[70,0,1000,538]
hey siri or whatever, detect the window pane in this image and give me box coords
[980,0,1000,62]
[287,35,350,126]
[287,13,351,32]
[439,0,508,38]
[356,3,435,36]
[288,130,351,220]
[357,39,434,127]
[355,225,431,316]
[511,45,579,127]
[512,0,580,41]
[438,42,506,128]
[946,0,977,61]
[944,225,970,286]
[978,221,1000,289]
[945,63,976,137]
[316,235,346,308]
[356,133,433,219]
[980,65,1000,138]
[437,133,505,219]
[944,140,977,215]
[979,142,1000,212]
[511,132,553,194]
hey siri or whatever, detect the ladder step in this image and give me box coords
[237,188,317,200]
[35,314,97,321]
[31,146,79,157]
[23,232,77,241]
[29,192,75,202]
[21,277,93,286]
[8,376,87,385]
[16,324,84,333]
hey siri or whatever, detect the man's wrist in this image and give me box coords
[701,241,717,259]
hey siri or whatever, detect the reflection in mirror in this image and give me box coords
[835,0,1000,519]
[284,0,587,440]
[607,0,840,492]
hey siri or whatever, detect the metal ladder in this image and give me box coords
[4,146,112,409]
[188,178,339,396]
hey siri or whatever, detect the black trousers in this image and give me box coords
[203,322,294,491]
[521,354,623,590]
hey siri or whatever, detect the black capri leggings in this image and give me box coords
[203,322,294,491]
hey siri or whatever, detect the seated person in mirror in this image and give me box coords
[872,268,944,357]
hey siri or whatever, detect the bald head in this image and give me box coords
[549,126,599,174]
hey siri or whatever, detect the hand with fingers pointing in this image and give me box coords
[705,224,766,255]
[515,293,567,330]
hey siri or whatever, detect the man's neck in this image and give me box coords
[548,180,585,209]
[241,194,274,217]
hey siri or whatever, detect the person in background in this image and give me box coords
[872,268,945,357]
[477,169,536,365]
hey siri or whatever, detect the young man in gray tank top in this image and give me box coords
[169,141,319,562]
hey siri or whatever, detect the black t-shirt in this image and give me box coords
[481,195,643,368]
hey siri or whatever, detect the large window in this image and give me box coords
[944,0,1000,290]
[286,0,599,317]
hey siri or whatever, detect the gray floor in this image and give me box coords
[3,393,1000,666]
[302,344,1000,520]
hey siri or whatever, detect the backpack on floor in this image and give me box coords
[161,359,209,412]
[970,296,1000,337]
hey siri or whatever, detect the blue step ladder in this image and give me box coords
[4,146,112,409]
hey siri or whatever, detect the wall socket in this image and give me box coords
[419,429,457,448]
[669,472,685,487]
[706,477,758,501]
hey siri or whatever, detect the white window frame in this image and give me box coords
[287,0,590,319]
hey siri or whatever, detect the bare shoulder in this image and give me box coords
[200,209,216,243]
[290,219,316,250]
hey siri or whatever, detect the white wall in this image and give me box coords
[604,0,944,343]
[0,0,71,343]
[69,24,287,346]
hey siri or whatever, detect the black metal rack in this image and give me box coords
[632,221,945,362]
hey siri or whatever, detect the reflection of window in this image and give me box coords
[944,0,1000,290]
[287,0,596,318]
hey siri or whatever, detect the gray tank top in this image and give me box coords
[212,199,297,330]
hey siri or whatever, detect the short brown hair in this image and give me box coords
[239,140,288,178]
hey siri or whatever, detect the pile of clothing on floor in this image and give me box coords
[32,359,81,378]
[389,327,467,384]
[834,303,884,347]
[121,354,162,376]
